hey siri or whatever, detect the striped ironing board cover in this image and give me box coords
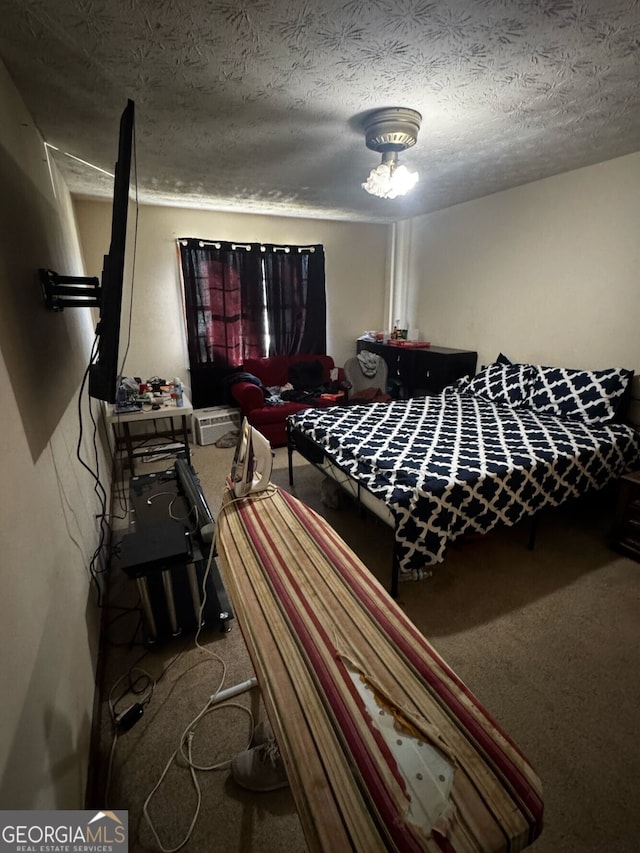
[215,484,543,852]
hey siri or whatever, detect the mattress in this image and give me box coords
[288,390,640,578]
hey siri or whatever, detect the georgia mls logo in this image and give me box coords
[86,811,126,844]
[0,809,128,852]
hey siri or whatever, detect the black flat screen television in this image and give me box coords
[88,98,135,403]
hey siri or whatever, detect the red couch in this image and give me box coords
[230,355,343,447]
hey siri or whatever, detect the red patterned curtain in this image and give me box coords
[179,240,265,371]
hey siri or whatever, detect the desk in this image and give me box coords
[107,394,193,473]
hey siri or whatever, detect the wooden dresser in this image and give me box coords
[356,340,477,398]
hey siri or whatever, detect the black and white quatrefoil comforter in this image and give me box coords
[288,392,640,578]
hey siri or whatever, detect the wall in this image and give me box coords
[73,201,390,397]
[0,62,106,807]
[406,152,640,372]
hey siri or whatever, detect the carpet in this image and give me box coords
[91,443,640,852]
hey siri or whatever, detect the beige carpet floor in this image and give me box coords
[91,441,640,852]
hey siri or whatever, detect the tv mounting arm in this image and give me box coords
[39,268,101,312]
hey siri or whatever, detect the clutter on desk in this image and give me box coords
[115,376,142,412]
[357,326,427,346]
[115,375,186,413]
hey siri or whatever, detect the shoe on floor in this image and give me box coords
[231,737,289,792]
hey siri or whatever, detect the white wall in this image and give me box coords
[73,201,390,398]
[0,62,107,807]
[406,152,640,372]
[74,154,640,409]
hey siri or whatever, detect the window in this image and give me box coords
[178,239,326,406]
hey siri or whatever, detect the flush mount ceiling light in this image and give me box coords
[361,107,422,199]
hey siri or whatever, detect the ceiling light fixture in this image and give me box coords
[361,107,422,199]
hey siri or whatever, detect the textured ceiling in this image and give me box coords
[1,0,639,223]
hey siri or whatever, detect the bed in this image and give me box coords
[287,360,640,596]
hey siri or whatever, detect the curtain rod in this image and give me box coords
[264,245,317,253]
[177,239,317,253]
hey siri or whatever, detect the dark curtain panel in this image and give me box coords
[178,240,265,406]
[262,245,326,355]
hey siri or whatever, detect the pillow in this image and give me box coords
[461,363,536,407]
[528,365,632,423]
[495,352,512,365]
[450,375,471,392]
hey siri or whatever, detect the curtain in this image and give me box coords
[178,239,326,407]
[262,244,326,355]
[179,239,265,370]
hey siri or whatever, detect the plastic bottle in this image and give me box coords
[116,383,127,408]
[173,377,184,407]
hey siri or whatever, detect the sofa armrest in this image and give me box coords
[231,380,266,414]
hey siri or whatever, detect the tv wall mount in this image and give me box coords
[39,268,101,311]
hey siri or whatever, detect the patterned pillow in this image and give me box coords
[528,365,632,423]
[462,363,535,407]
[449,374,471,391]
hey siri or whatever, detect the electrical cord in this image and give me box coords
[109,488,278,848]
[145,491,200,534]
[104,604,144,649]
[77,338,111,606]
[104,657,155,808]
[104,645,187,807]
[214,482,279,522]
[140,535,254,853]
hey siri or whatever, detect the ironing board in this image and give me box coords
[215,484,543,852]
